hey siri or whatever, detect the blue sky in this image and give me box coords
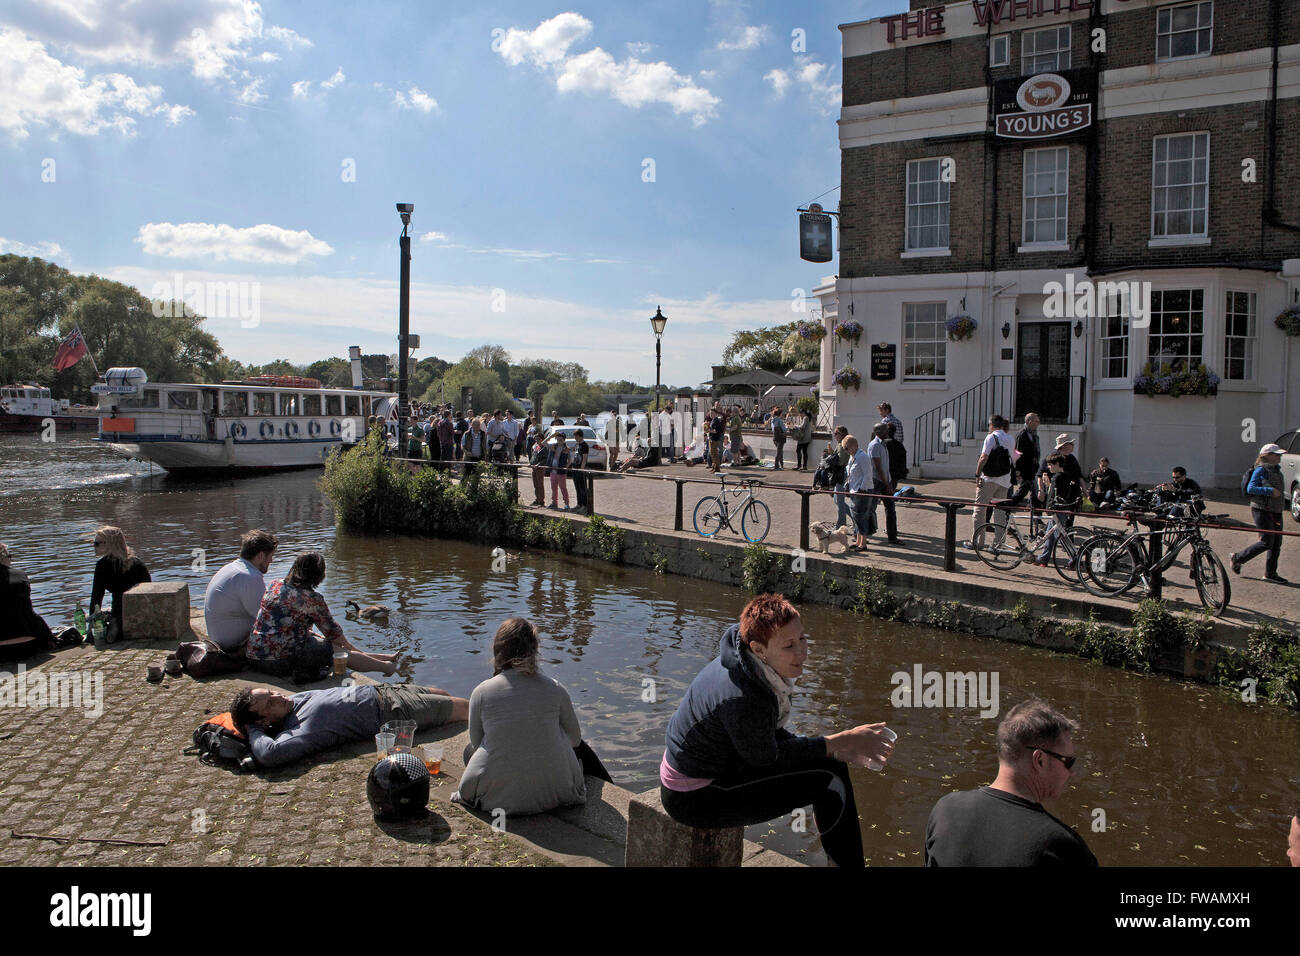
[0,0,900,387]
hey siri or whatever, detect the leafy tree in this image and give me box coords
[538,379,605,416]
[721,321,816,373]
[467,344,511,369]
[526,378,549,416]
[422,356,520,414]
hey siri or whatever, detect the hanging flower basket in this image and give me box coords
[945,314,978,341]
[1132,361,1219,397]
[797,322,827,341]
[1275,307,1300,336]
[831,365,862,391]
[834,320,862,343]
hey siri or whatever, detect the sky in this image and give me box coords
[0,0,902,388]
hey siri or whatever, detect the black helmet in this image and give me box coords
[367,751,430,820]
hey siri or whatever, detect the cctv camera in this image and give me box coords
[396,203,414,214]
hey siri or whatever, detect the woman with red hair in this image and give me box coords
[659,594,895,867]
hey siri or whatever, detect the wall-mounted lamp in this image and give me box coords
[1001,322,1011,340]
[1073,320,1084,338]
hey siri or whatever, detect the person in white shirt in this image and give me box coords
[969,415,1016,547]
[501,412,521,461]
[657,403,676,462]
[203,530,277,651]
[843,435,874,550]
[865,423,898,544]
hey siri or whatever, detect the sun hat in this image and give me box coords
[1054,433,1074,449]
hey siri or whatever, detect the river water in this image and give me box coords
[2,432,1297,866]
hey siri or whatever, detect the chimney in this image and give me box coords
[348,345,363,389]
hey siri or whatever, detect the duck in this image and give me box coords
[345,600,390,623]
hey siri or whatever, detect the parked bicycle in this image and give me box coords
[1075,494,1231,615]
[692,473,771,543]
[970,502,1108,584]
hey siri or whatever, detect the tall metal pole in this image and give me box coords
[655,334,662,413]
[398,224,411,435]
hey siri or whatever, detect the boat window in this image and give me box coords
[302,393,322,416]
[361,395,372,416]
[167,390,198,410]
[345,395,360,416]
[222,391,249,416]
[117,389,160,409]
[325,394,342,416]
[253,391,274,416]
[279,393,300,416]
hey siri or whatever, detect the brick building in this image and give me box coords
[816,0,1300,491]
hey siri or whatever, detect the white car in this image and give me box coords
[543,426,610,470]
[1270,429,1300,522]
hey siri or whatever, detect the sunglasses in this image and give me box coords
[1036,747,1077,771]
[93,539,106,545]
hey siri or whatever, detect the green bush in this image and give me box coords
[581,514,625,563]
[743,543,775,594]
[851,566,899,620]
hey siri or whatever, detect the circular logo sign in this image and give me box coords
[1016,73,1071,112]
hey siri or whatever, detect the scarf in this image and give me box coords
[742,641,794,727]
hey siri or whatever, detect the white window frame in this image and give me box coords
[1099,304,1130,381]
[905,158,950,253]
[1147,288,1206,372]
[903,302,947,381]
[1022,25,1071,74]
[1022,147,1069,248]
[1151,132,1209,240]
[1156,1,1213,62]
[1223,290,1257,382]
[990,34,1009,68]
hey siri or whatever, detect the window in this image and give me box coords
[904,303,947,380]
[301,393,322,416]
[1148,289,1204,371]
[990,35,1009,68]
[1152,132,1209,238]
[906,159,950,252]
[221,391,249,416]
[1023,147,1069,245]
[325,394,342,416]
[253,392,274,416]
[1100,307,1130,380]
[118,389,160,409]
[279,393,299,416]
[167,390,198,410]
[1223,291,1257,381]
[345,395,361,416]
[1157,2,1213,61]
[1022,25,1071,73]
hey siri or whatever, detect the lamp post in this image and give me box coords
[396,203,413,436]
[651,306,667,412]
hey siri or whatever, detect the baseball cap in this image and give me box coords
[1260,443,1286,456]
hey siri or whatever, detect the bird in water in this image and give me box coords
[345,600,390,623]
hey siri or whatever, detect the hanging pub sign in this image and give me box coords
[870,343,897,381]
[994,68,1096,139]
[799,203,833,263]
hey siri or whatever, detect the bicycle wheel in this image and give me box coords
[1050,525,1096,583]
[972,522,1025,571]
[1192,548,1231,616]
[741,499,771,543]
[1077,535,1141,596]
[692,496,725,537]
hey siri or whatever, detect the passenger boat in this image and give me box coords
[0,383,100,433]
[94,367,397,474]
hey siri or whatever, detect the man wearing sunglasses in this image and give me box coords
[925,699,1098,866]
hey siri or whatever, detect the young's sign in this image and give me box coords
[994,68,1096,139]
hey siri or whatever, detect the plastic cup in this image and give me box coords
[332,651,348,677]
[375,732,396,756]
[422,745,444,776]
[865,727,899,772]
[382,720,417,750]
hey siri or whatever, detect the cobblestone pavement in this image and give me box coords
[542,462,1297,628]
[0,639,556,867]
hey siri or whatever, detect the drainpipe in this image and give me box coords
[1267,0,1300,234]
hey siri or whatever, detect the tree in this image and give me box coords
[422,356,520,414]
[305,357,354,387]
[722,321,815,373]
[526,378,549,416]
[467,344,511,368]
[538,379,605,416]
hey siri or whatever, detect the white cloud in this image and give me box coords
[136,222,334,265]
[625,41,653,56]
[394,85,438,113]
[496,13,719,126]
[717,25,768,51]
[2,0,300,80]
[0,28,193,139]
[321,67,344,89]
[764,68,790,97]
[266,25,312,49]
[291,79,310,99]
[0,237,64,259]
[237,78,266,104]
[420,232,449,243]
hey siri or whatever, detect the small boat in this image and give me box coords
[94,367,397,475]
[0,384,100,433]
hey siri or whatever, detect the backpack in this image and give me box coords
[885,438,909,483]
[1241,466,1260,498]
[188,712,255,773]
[983,441,1012,478]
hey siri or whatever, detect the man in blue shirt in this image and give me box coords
[203,530,277,651]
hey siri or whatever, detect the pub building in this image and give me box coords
[814,0,1300,487]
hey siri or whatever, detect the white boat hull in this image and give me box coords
[105,437,349,473]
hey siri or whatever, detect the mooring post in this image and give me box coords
[799,491,811,551]
[944,503,958,572]
[675,480,684,531]
[1148,520,1164,599]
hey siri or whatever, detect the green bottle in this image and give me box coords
[74,605,87,637]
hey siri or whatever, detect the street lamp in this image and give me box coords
[651,306,667,412]
[396,203,413,435]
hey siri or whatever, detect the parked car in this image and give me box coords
[1272,429,1300,522]
[545,426,610,470]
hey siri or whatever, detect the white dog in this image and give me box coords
[809,521,854,554]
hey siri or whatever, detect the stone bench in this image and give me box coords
[624,787,743,867]
[122,582,190,640]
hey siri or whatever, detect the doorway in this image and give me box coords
[1016,322,1070,421]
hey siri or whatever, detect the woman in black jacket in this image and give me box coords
[0,543,55,659]
[90,526,151,641]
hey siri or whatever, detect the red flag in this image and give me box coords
[53,327,88,372]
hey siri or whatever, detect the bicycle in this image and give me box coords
[1075,497,1231,615]
[692,473,771,543]
[970,501,1112,584]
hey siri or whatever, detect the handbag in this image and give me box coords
[176,639,247,678]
